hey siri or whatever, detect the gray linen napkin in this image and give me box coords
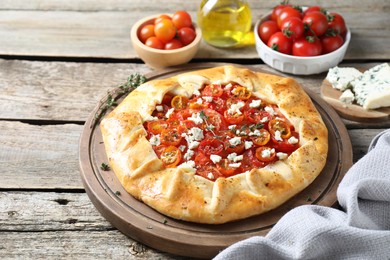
[214,129,390,260]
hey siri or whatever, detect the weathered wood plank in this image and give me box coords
[0,120,385,189]
[0,0,388,59]
[2,58,389,129]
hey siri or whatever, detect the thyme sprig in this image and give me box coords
[199,110,218,136]
[93,73,147,126]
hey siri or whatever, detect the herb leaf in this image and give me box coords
[100,163,110,171]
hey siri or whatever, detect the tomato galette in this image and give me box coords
[100,65,328,224]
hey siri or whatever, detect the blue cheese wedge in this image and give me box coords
[351,63,390,109]
[326,66,362,91]
[339,89,355,105]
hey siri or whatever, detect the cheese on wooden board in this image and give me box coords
[326,67,362,91]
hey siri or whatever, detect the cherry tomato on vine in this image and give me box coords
[302,11,328,37]
[281,17,304,40]
[258,20,280,44]
[293,36,322,56]
[171,10,192,29]
[267,32,292,55]
[154,18,177,43]
[277,6,302,28]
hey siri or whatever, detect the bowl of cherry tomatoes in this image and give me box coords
[131,11,202,69]
[254,4,350,75]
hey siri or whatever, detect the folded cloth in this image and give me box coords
[214,129,390,260]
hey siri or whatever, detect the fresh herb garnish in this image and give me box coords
[199,110,217,136]
[100,163,110,171]
[115,191,121,196]
[119,73,146,94]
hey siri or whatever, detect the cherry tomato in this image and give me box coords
[303,6,323,16]
[154,18,177,43]
[267,32,293,55]
[271,4,291,22]
[167,109,191,127]
[202,109,227,131]
[251,129,271,146]
[231,86,251,100]
[216,159,237,177]
[171,10,192,29]
[145,36,164,49]
[198,138,225,156]
[223,110,244,124]
[321,34,344,54]
[255,146,276,162]
[160,146,182,168]
[240,149,266,171]
[171,95,189,110]
[139,24,155,43]
[154,14,171,24]
[206,97,226,113]
[177,119,197,134]
[202,84,224,97]
[292,36,322,56]
[328,13,347,37]
[268,119,292,140]
[164,39,184,50]
[281,17,304,40]
[177,27,196,45]
[272,131,299,153]
[244,108,272,124]
[303,11,328,37]
[258,20,280,44]
[194,152,212,166]
[197,164,222,180]
[224,140,245,154]
[277,6,302,28]
[160,129,182,146]
[147,119,169,135]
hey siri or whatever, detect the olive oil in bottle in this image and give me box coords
[197,0,252,48]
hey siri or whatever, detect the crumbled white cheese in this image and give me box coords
[188,112,203,125]
[227,153,238,161]
[149,135,161,146]
[276,152,288,160]
[261,148,275,158]
[249,99,261,108]
[165,108,175,118]
[210,154,222,164]
[228,136,242,146]
[249,129,261,136]
[225,83,232,89]
[244,141,253,150]
[227,101,245,115]
[189,127,204,141]
[260,117,269,123]
[229,162,241,168]
[264,106,276,116]
[156,105,164,112]
[207,172,215,180]
[228,125,237,130]
[196,98,203,104]
[184,149,195,161]
[202,96,213,102]
[188,141,200,149]
[193,89,201,96]
[232,155,243,162]
[145,115,158,121]
[178,145,186,152]
[274,130,283,142]
[288,136,299,144]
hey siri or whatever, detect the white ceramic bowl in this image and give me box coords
[131,14,202,69]
[254,13,351,75]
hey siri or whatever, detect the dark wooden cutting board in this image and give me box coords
[79,63,353,259]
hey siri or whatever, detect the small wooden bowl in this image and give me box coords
[131,14,202,69]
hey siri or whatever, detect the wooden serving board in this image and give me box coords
[79,63,353,259]
[321,79,390,123]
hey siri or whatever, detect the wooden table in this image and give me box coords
[1,0,389,258]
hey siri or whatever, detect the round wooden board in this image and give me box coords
[320,79,390,123]
[79,63,353,259]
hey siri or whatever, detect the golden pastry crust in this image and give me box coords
[100,65,328,224]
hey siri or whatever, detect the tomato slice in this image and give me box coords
[171,95,189,110]
[198,138,225,156]
[194,152,212,166]
[268,119,292,139]
[271,131,299,153]
[160,146,182,168]
[177,119,197,134]
[240,149,266,171]
[207,97,226,114]
[201,109,227,131]
[224,141,245,155]
[202,84,223,97]
[160,129,182,146]
[147,119,169,135]
[231,86,251,100]
[223,110,244,124]
[167,109,191,128]
[216,159,237,177]
[255,146,276,162]
[245,108,272,124]
[251,129,271,146]
[196,164,223,181]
